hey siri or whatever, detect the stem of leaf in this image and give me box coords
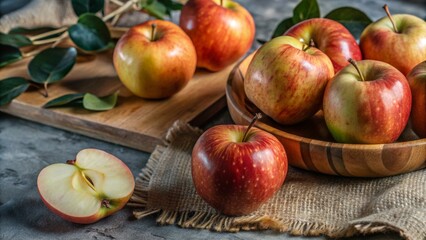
[32,36,64,45]
[43,82,49,98]
[28,27,68,41]
[51,32,69,48]
[28,82,49,97]
[109,0,124,6]
[103,0,136,22]
[111,13,122,26]
[22,48,46,58]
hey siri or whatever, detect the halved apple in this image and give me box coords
[37,148,135,224]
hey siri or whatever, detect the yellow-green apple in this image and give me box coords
[113,19,196,99]
[37,149,135,224]
[284,18,362,73]
[407,61,426,138]
[360,5,426,76]
[179,0,255,72]
[244,36,334,125]
[192,114,288,216]
[323,59,412,144]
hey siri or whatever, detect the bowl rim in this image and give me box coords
[226,62,426,150]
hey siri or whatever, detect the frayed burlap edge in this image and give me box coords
[127,120,410,239]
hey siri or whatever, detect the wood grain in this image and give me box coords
[0,50,234,153]
[226,57,426,177]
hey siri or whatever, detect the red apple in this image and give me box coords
[284,18,362,73]
[113,19,196,99]
[407,61,426,138]
[244,36,334,125]
[179,0,255,72]
[37,149,135,224]
[360,5,426,76]
[192,114,288,216]
[323,59,412,144]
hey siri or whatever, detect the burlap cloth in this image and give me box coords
[129,121,426,240]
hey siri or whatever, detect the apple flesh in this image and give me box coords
[323,60,412,144]
[360,11,426,76]
[37,149,135,224]
[192,120,288,216]
[244,36,334,125]
[407,61,426,138]
[284,18,362,73]
[179,0,255,72]
[113,19,196,99]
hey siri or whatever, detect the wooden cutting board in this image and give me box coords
[0,51,234,152]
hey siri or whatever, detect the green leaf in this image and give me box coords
[83,92,118,111]
[43,93,85,108]
[293,0,320,23]
[325,7,372,39]
[0,33,32,47]
[271,17,294,39]
[0,44,22,68]
[158,0,183,11]
[68,13,111,52]
[143,0,168,19]
[9,27,56,34]
[0,77,30,106]
[71,0,105,16]
[28,47,77,84]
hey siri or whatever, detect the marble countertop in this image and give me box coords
[1,0,425,239]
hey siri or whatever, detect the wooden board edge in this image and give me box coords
[0,103,160,153]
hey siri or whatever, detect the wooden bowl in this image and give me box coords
[226,55,426,177]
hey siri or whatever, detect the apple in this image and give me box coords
[407,61,426,138]
[113,19,196,99]
[37,148,135,224]
[323,59,412,144]
[192,114,288,216]
[179,0,255,72]
[360,5,426,76]
[284,18,362,73]
[244,36,334,125]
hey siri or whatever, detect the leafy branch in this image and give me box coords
[0,0,182,108]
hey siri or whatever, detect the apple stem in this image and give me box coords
[220,0,223,6]
[348,58,365,82]
[102,199,111,208]
[383,4,399,33]
[242,113,262,142]
[151,23,157,41]
[66,160,76,165]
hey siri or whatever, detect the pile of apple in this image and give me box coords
[245,5,426,143]
[113,0,255,99]
[191,4,425,217]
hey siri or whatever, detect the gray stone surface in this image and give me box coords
[1,0,425,239]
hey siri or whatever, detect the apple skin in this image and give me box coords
[113,19,196,99]
[323,60,412,144]
[179,0,255,72]
[244,36,334,125]
[37,149,135,224]
[284,18,362,73]
[192,124,288,216]
[407,61,426,138]
[360,14,426,76]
